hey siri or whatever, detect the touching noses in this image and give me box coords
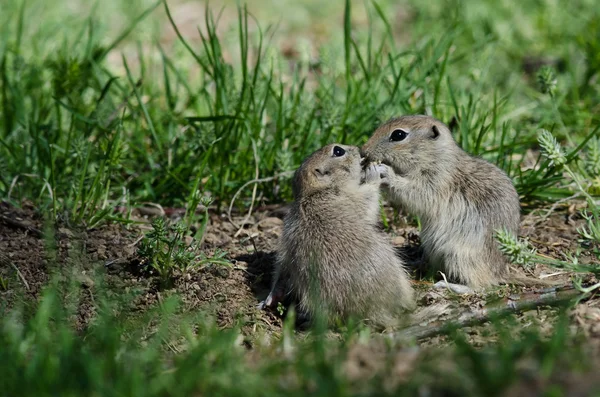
[359,145,368,159]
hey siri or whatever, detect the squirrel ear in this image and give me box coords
[431,125,440,139]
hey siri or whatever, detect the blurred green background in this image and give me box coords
[1,0,598,216]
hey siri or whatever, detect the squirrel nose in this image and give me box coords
[359,147,367,159]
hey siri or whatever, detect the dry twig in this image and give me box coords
[0,253,30,291]
[0,214,43,238]
[227,170,294,232]
[396,286,581,341]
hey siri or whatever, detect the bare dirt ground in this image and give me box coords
[2,198,600,392]
[1,199,599,349]
[1,198,598,335]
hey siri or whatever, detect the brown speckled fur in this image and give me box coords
[361,115,521,289]
[265,143,415,327]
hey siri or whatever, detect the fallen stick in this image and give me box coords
[0,214,43,238]
[0,253,30,291]
[395,286,582,341]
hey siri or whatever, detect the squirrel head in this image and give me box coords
[292,144,362,199]
[360,115,456,177]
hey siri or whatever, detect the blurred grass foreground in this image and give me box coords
[1,0,600,395]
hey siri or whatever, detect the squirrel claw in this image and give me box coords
[257,291,276,310]
[364,162,389,184]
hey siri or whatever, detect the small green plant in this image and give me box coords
[0,276,9,291]
[277,301,286,316]
[586,138,600,178]
[537,66,558,98]
[578,211,600,248]
[137,216,231,286]
[495,228,600,276]
[197,248,231,268]
[137,217,200,287]
[538,129,600,248]
[495,228,537,269]
[538,129,567,169]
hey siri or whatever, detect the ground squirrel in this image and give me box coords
[361,115,521,289]
[260,143,415,327]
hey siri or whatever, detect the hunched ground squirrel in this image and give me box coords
[260,143,415,327]
[361,115,521,289]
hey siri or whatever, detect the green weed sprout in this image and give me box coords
[495,228,599,275]
[538,129,600,246]
[537,66,558,97]
[197,248,231,268]
[587,138,600,177]
[538,129,566,168]
[495,228,537,268]
[277,301,286,316]
[578,211,600,246]
[137,217,199,287]
[137,217,232,287]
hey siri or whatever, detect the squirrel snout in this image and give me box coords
[358,146,369,164]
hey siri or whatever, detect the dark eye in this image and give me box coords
[332,146,345,157]
[389,129,408,142]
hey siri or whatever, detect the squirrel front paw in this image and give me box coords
[257,291,275,310]
[363,162,391,184]
[258,286,286,310]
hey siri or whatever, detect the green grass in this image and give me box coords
[1,0,598,219]
[0,272,593,397]
[1,0,600,395]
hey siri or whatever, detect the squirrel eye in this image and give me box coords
[389,129,408,142]
[332,146,346,157]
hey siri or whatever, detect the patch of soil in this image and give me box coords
[0,200,141,329]
[522,204,598,263]
[0,199,285,337]
[0,200,48,300]
[1,199,599,344]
